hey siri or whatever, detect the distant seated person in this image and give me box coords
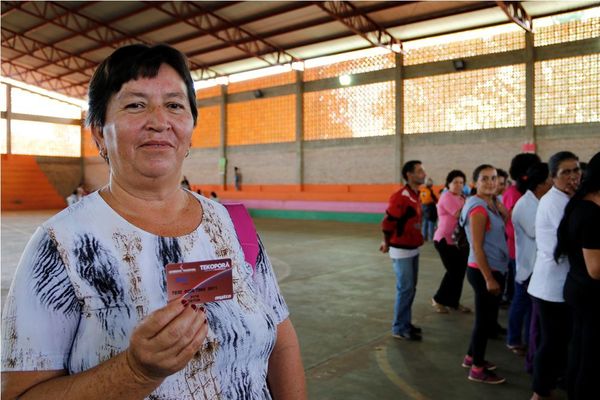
[210,191,220,203]
[180,175,191,190]
[66,185,86,206]
[66,190,78,206]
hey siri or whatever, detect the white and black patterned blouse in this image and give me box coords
[1,191,289,399]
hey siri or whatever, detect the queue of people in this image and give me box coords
[382,151,598,398]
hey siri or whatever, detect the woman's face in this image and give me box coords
[93,64,194,184]
[553,159,581,196]
[474,168,497,197]
[448,176,465,195]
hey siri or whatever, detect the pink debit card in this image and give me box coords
[166,259,233,304]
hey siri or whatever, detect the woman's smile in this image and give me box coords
[139,140,174,150]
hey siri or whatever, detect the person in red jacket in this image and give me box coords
[380,160,426,341]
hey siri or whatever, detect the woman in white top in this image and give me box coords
[1,44,306,400]
[507,163,551,354]
[528,151,581,400]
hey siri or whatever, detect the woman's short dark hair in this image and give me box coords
[401,160,422,181]
[86,44,198,129]
[472,164,495,183]
[509,153,541,194]
[524,162,549,192]
[548,151,578,178]
[445,169,466,188]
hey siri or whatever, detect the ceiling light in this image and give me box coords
[391,43,403,53]
[291,61,305,71]
[339,74,352,86]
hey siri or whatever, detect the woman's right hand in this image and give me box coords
[379,241,389,253]
[485,278,501,295]
[126,299,208,384]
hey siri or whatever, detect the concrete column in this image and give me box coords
[6,84,12,154]
[219,84,228,189]
[80,111,85,184]
[394,52,404,183]
[525,31,536,151]
[295,70,304,188]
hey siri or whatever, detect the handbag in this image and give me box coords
[223,203,259,274]
[452,220,469,250]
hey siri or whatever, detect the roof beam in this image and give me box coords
[165,1,315,49]
[181,1,406,60]
[497,1,533,32]
[148,1,300,66]
[10,1,95,42]
[187,1,500,71]
[316,1,402,52]
[103,2,241,48]
[0,0,23,18]
[13,1,218,84]
[28,2,232,77]
[2,27,97,78]
[16,2,135,46]
[1,60,87,98]
[3,1,144,74]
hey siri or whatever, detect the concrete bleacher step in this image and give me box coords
[1,154,67,211]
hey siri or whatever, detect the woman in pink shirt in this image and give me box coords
[431,170,471,313]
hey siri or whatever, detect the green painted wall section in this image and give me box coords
[248,208,383,223]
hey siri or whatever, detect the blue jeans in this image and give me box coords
[421,218,435,241]
[507,279,532,347]
[392,255,419,335]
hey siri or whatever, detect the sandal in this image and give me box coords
[506,344,527,356]
[431,298,449,313]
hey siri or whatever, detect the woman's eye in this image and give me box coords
[167,103,185,110]
[125,103,144,110]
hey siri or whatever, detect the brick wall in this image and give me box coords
[83,157,109,190]
[226,143,297,185]
[304,136,395,184]
[183,148,221,185]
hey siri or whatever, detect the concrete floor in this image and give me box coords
[1,211,564,400]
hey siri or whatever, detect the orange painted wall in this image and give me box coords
[227,95,295,145]
[1,154,67,210]
[82,125,99,157]
[192,105,220,148]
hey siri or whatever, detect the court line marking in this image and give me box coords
[374,344,430,400]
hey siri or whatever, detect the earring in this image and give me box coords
[185,149,190,158]
[99,148,109,162]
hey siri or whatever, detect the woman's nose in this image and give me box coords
[145,106,170,131]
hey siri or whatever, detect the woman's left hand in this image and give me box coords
[485,277,501,296]
[495,200,509,221]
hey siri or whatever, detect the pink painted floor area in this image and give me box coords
[224,199,387,213]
